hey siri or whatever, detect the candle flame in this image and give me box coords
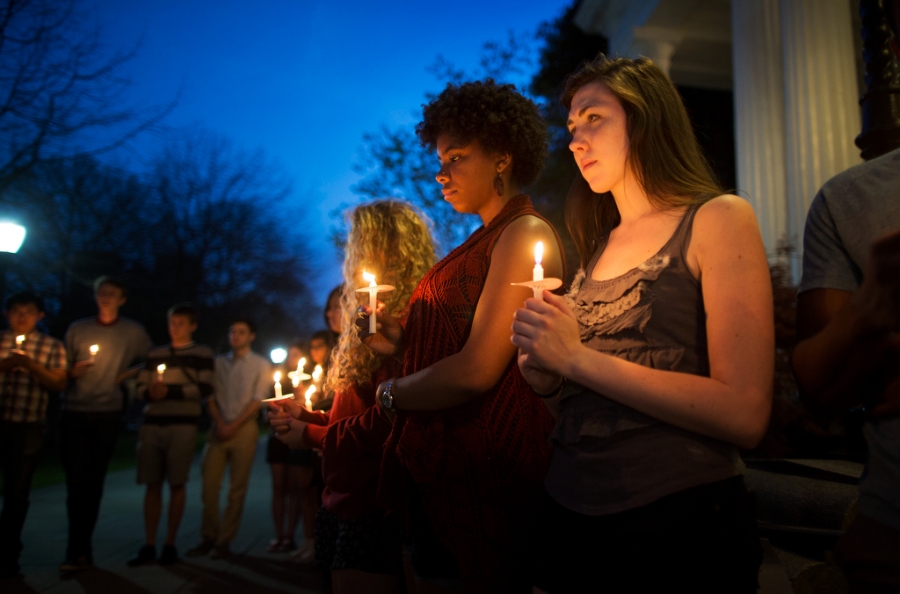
[89,344,99,355]
[297,357,306,372]
[274,371,281,383]
[305,384,317,398]
[15,334,25,345]
[534,241,544,265]
[362,270,376,286]
[312,364,323,381]
[157,364,166,374]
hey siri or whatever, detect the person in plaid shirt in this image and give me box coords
[0,292,67,578]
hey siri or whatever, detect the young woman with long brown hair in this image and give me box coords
[512,55,773,592]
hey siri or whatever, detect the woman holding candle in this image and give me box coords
[511,55,772,593]
[361,80,565,592]
[270,200,436,593]
[266,341,305,553]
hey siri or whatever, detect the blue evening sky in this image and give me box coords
[89,0,574,307]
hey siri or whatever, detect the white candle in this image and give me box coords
[363,271,378,334]
[157,364,166,381]
[274,371,283,399]
[533,241,544,281]
[305,384,316,409]
[312,364,323,383]
[89,344,99,362]
[290,357,308,387]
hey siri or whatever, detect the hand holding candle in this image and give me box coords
[512,241,562,300]
[356,271,395,335]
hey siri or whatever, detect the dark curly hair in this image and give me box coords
[416,79,548,188]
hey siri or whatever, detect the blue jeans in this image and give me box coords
[0,420,45,571]
[60,411,120,560]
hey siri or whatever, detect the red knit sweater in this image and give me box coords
[302,358,400,520]
[380,195,561,592]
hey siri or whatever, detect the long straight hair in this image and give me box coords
[561,55,724,268]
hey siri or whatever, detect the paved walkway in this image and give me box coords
[0,436,802,593]
[2,438,324,594]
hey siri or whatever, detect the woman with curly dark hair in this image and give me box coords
[360,79,564,592]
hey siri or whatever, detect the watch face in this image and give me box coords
[380,389,392,409]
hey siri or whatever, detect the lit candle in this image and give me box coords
[15,334,25,348]
[312,364,323,383]
[511,241,562,300]
[356,271,394,335]
[305,384,316,409]
[157,364,166,381]
[274,371,283,399]
[289,357,310,387]
[89,344,99,362]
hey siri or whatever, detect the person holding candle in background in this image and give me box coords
[59,276,152,574]
[282,324,339,564]
[266,340,306,554]
[0,292,67,578]
[187,318,270,560]
[129,303,215,567]
[359,80,564,592]
[510,56,772,593]
[270,200,436,593]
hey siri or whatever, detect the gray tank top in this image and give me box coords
[545,205,742,515]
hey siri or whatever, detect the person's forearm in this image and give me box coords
[231,399,261,427]
[32,367,67,391]
[564,345,771,450]
[792,303,892,412]
[208,399,224,426]
[392,350,511,411]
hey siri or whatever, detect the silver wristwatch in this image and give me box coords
[379,378,396,410]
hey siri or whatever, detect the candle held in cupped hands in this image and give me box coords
[511,241,562,300]
[356,271,395,335]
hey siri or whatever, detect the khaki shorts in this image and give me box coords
[137,423,198,486]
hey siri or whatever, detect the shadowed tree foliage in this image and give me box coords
[4,131,315,349]
[0,0,171,194]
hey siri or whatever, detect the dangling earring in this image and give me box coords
[494,172,505,196]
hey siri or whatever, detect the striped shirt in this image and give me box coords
[1,329,67,423]
[136,343,215,424]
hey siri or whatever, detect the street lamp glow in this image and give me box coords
[0,222,26,254]
[270,348,287,364]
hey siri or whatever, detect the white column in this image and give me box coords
[780,0,862,277]
[731,0,789,261]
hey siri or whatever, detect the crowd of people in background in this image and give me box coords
[0,278,340,579]
[2,5,900,590]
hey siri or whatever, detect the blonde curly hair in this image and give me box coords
[325,200,437,394]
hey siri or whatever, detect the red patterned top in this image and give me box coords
[381,195,561,591]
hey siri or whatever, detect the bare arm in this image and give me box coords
[388,215,564,410]
[791,229,900,413]
[513,196,774,449]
